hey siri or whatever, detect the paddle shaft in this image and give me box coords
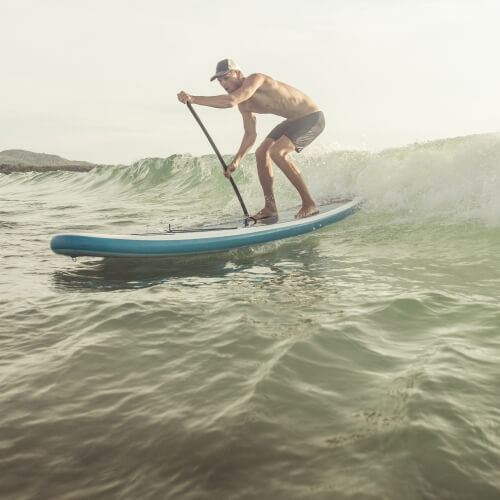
[186,101,249,217]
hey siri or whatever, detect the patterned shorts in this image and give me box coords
[267,111,325,153]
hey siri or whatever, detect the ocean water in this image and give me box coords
[1,133,500,499]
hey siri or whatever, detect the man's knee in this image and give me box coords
[269,143,288,163]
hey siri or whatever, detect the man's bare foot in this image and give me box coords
[247,208,278,221]
[295,204,319,219]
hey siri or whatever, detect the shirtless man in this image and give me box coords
[177,58,325,219]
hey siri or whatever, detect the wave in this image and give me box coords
[338,133,500,226]
[303,133,500,227]
[2,133,499,226]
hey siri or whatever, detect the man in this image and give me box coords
[177,58,325,219]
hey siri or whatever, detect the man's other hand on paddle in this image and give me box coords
[177,91,193,104]
[224,160,238,179]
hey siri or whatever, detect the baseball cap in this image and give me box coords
[210,58,241,81]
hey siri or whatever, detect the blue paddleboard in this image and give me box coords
[50,198,361,258]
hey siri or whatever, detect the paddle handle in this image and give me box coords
[186,101,249,217]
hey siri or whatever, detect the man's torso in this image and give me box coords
[238,74,319,120]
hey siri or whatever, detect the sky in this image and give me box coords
[1,0,499,164]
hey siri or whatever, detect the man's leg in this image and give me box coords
[252,138,278,219]
[269,136,318,219]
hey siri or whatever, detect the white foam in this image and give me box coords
[298,133,500,227]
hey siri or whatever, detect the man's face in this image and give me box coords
[217,71,241,93]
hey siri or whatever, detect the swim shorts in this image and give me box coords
[267,111,325,153]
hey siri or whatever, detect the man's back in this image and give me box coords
[237,74,319,120]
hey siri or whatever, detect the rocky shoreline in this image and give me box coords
[0,164,97,174]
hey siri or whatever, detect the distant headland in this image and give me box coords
[0,149,98,174]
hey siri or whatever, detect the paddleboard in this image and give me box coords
[50,197,361,258]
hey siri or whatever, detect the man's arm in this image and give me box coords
[178,74,265,108]
[223,110,257,178]
[233,110,257,165]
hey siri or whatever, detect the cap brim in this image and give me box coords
[210,70,229,82]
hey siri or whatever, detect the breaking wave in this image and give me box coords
[2,133,499,227]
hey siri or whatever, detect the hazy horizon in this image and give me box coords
[2,0,499,164]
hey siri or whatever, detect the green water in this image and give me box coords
[1,134,500,499]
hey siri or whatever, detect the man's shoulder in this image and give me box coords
[244,73,272,84]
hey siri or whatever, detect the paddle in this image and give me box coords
[186,101,249,217]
